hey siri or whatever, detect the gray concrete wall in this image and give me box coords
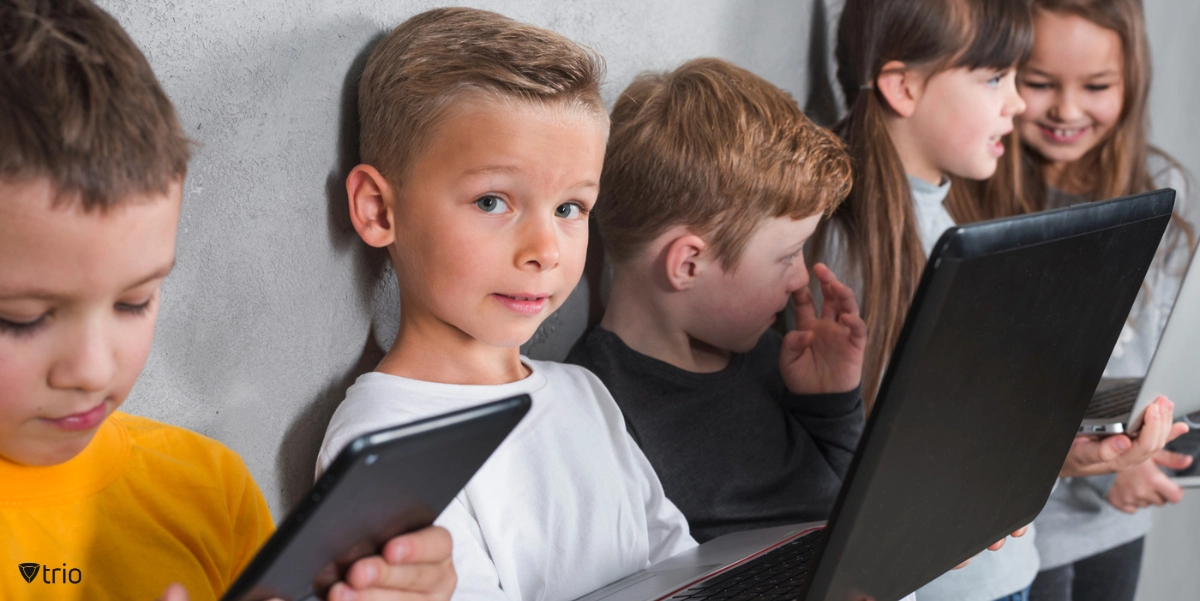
[100,0,1197,591]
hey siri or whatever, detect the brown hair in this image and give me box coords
[982,0,1196,252]
[0,0,190,210]
[811,0,1033,407]
[358,7,606,188]
[597,57,851,269]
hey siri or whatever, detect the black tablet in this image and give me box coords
[221,395,531,601]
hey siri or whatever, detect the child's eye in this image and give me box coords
[1085,83,1112,92]
[0,314,48,338]
[1021,80,1052,91]
[987,71,1008,87]
[554,202,587,219]
[116,299,153,316]
[475,195,509,214]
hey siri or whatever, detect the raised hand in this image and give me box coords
[779,263,866,395]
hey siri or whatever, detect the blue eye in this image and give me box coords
[988,72,1006,87]
[555,202,586,219]
[475,195,509,214]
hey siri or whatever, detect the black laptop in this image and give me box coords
[574,190,1173,601]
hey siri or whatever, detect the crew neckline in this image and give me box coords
[0,413,131,506]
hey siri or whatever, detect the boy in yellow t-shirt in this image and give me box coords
[0,1,455,600]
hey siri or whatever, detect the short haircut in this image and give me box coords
[359,7,607,187]
[0,0,190,210]
[598,58,852,268]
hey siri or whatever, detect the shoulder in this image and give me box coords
[116,412,250,476]
[318,372,431,471]
[113,413,266,514]
[526,358,609,397]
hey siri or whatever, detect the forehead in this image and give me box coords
[745,214,822,250]
[0,178,181,298]
[1028,12,1123,72]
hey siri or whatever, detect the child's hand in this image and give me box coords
[328,525,456,601]
[780,263,866,395]
[159,583,189,601]
[952,526,1029,569]
[1106,450,1193,513]
[1060,397,1189,478]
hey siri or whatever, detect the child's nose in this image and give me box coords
[1051,90,1083,122]
[516,217,560,272]
[48,320,117,393]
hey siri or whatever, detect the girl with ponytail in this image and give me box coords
[810,1,1185,600]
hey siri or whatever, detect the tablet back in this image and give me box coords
[804,190,1174,601]
[222,395,531,601]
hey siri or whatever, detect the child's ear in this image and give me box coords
[664,233,708,291]
[347,164,396,249]
[876,60,920,118]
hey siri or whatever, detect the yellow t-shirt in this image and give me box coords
[0,412,274,601]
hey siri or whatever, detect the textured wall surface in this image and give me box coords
[99,0,824,514]
[99,0,1198,586]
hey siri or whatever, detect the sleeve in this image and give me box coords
[225,459,276,584]
[628,430,698,564]
[434,497,511,601]
[779,387,865,479]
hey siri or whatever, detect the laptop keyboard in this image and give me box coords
[667,530,823,601]
[1085,379,1143,420]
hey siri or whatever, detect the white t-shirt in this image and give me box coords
[317,359,697,601]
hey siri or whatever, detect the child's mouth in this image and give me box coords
[45,402,108,431]
[492,293,548,315]
[1037,124,1089,144]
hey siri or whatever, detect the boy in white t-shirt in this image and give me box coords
[316,8,696,601]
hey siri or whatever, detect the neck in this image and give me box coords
[1044,160,1085,194]
[601,267,730,373]
[377,309,529,386]
[885,115,944,186]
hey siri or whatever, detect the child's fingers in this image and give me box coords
[814,263,859,319]
[838,312,868,344]
[345,556,455,595]
[791,285,819,328]
[1010,525,1029,538]
[383,526,453,565]
[158,583,190,601]
[1153,448,1194,471]
[986,538,1006,551]
[1166,420,1190,444]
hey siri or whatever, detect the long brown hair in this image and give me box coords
[811,0,1033,408]
[975,0,1196,254]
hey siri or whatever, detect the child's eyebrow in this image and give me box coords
[0,258,176,300]
[462,165,598,190]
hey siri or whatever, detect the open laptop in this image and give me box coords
[575,190,1172,601]
[1079,201,1200,434]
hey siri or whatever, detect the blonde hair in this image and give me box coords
[598,58,851,269]
[358,7,607,188]
[812,0,1033,407]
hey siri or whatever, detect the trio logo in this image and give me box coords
[16,562,82,585]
